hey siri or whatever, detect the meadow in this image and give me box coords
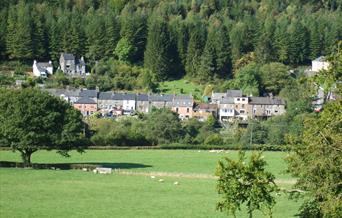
[158,79,204,100]
[0,150,300,218]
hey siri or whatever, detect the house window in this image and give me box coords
[275,110,278,113]
[242,104,245,108]
[239,110,245,114]
[224,109,227,113]
[187,108,189,113]
[176,108,179,113]
[237,98,240,101]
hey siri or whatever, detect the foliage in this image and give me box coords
[216,151,278,218]
[1,0,341,83]
[287,44,342,217]
[0,88,85,166]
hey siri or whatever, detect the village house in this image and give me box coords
[193,103,218,121]
[59,53,86,76]
[45,88,80,104]
[172,94,194,120]
[217,97,236,122]
[33,60,53,78]
[211,90,243,104]
[79,89,98,102]
[149,94,174,109]
[247,97,286,119]
[122,93,136,114]
[73,97,98,116]
[213,90,286,122]
[136,94,149,113]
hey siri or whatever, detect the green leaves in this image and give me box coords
[216,151,277,217]
[0,88,85,165]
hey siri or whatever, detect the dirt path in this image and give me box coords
[113,169,297,185]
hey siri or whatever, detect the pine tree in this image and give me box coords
[0,9,7,60]
[47,16,61,63]
[274,17,289,64]
[185,21,206,78]
[309,23,322,60]
[198,20,231,81]
[144,18,172,81]
[255,17,276,64]
[287,20,309,65]
[6,3,33,61]
[120,8,147,63]
[86,14,106,61]
[104,13,120,58]
[32,11,48,59]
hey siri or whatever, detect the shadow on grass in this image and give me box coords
[0,161,152,170]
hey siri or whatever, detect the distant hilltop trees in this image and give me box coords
[0,0,341,83]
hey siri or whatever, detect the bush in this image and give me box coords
[204,134,223,145]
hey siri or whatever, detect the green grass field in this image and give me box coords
[0,150,300,218]
[159,79,203,100]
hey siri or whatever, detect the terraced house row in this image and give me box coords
[46,89,286,122]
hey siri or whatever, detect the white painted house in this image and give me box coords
[312,56,330,72]
[122,94,136,111]
[33,60,53,77]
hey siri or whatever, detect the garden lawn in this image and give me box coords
[0,168,300,218]
[158,79,203,100]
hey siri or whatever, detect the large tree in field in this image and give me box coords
[216,151,277,218]
[0,88,85,166]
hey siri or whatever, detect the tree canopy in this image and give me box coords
[0,88,85,166]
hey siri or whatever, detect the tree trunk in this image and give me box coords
[20,150,33,167]
[248,205,253,218]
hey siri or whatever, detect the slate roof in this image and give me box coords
[45,88,80,97]
[149,94,174,102]
[226,90,243,97]
[194,103,218,111]
[249,97,285,105]
[137,94,149,101]
[75,97,96,104]
[61,53,75,60]
[173,94,193,107]
[219,97,234,104]
[313,56,326,62]
[98,92,113,100]
[123,93,136,100]
[108,93,136,101]
[35,62,52,72]
[211,92,226,101]
[80,89,98,98]
[76,58,86,66]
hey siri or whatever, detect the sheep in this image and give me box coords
[158,179,164,182]
[174,181,179,185]
[150,176,156,179]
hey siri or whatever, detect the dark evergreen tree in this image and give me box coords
[31,11,48,60]
[6,3,33,61]
[309,22,322,60]
[104,13,120,58]
[47,15,61,63]
[185,20,206,78]
[287,20,310,65]
[86,13,106,61]
[0,9,7,60]
[144,18,173,81]
[198,19,231,81]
